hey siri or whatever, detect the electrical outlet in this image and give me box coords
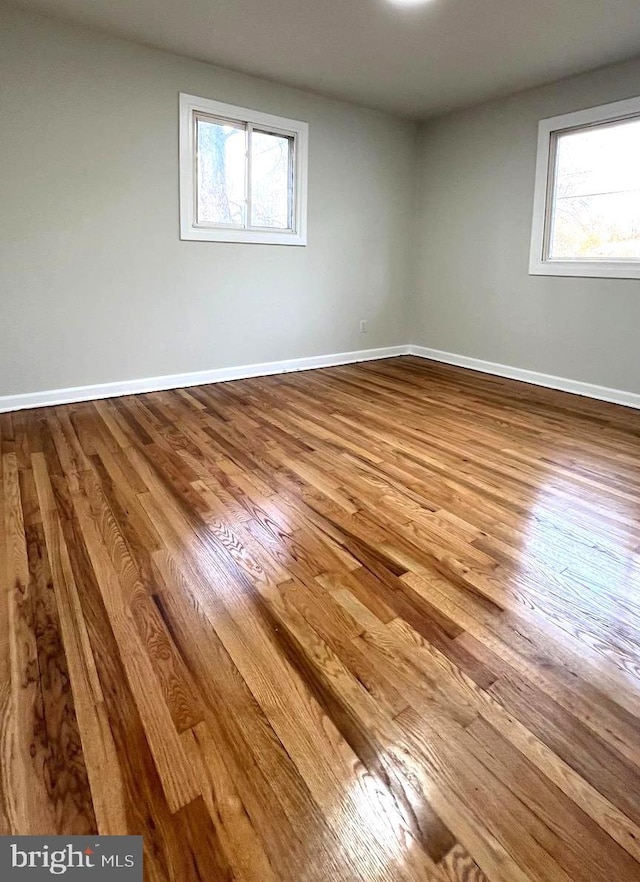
[359,319,368,334]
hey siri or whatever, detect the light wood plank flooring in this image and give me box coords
[2,355,640,881]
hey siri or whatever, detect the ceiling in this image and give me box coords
[16,0,640,118]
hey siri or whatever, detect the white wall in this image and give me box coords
[411,57,640,394]
[0,5,416,397]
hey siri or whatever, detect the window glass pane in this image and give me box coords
[549,117,640,261]
[250,130,292,229]
[196,117,246,226]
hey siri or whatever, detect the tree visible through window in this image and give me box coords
[196,117,246,226]
[180,94,307,245]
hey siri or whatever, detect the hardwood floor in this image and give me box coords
[2,355,640,881]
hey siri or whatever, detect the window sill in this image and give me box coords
[180,226,307,246]
[529,259,640,280]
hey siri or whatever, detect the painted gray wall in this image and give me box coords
[0,6,416,396]
[411,57,640,394]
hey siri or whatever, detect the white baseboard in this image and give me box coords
[408,344,640,410]
[2,342,638,414]
[0,345,410,413]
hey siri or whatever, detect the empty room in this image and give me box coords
[2,0,640,879]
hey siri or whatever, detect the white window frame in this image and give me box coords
[179,93,308,245]
[529,95,640,279]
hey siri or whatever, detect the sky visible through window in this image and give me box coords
[549,116,640,260]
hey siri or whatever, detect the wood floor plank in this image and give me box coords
[3,451,57,833]
[2,356,640,881]
[33,449,132,834]
[439,844,490,882]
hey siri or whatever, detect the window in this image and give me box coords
[179,94,308,245]
[529,96,640,279]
